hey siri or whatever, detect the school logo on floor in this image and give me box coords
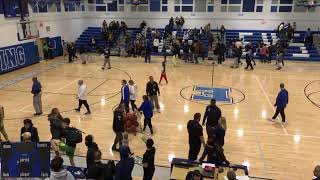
[191,86,233,103]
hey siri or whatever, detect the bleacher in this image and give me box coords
[75,27,217,57]
[225,30,320,61]
[75,27,320,61]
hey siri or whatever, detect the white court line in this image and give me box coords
[255,76,288,135]
[19,71,92,112]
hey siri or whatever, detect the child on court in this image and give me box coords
[159,60,168,85]
[122,132,133,155]
[102,46,111,70]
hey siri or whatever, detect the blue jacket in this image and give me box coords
[31,81,41,95]
[115,146,134,180]
[138,100,153,119]
[275,89,289,108]
[121,84,130,104]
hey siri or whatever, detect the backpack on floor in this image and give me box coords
[67,127,83,144]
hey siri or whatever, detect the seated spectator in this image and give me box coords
[314,165,320,180]
[87,150,115,180]
[20,119,39,142]
[51,118,80,167]
[199,137,230,166]
[227,169,237,180]
[85,135,99,169]
[185,170,203,180]
[48,108,63,140]
[46,157,75,180]
[115,146,135,180]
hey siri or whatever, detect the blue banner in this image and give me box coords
[0,42,40,75]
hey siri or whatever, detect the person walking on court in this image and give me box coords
[121,80,130,113]
[159,60,168,85]
[143,139,156,180]
[187,113,205,160]
[31,77,43,116]
[138,95,154,134]
[271,83,289,126]
[128,80,138,111]
[112,105,124,152]
[202,99,221,134]
[146,76,160,112]
[102,46,111,70]
[0,105,9,142]
[75,80,91,115]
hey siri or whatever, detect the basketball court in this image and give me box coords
[1,56,320,179]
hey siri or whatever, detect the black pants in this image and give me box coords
[188,141,201,160]
[68,54,73,63]
[245,59,253,69]
[218,55,223,64]
[112,131,123,148]
[143,167,155,180]
[130,100,137,111]
[143,118,153,134]
[272,107,285,122]
[77,100,91,113]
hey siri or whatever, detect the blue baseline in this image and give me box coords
[191,86,232,102]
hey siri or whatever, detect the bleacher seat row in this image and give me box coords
[75,27,320,61]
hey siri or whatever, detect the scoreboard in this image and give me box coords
[1,142,51,178]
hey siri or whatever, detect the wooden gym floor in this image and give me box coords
[1,56,320,180]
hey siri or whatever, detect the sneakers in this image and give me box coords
[101,67,105,70]
[281,121,286,127]
[84,112,91,115]
[74,109,80,112]
[157,109,161,113]
[34,112,43,116]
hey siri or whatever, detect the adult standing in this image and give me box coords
[31,77,42,116]
[112,106,124,151]
[220,25,226,42]
[143,139,156,180]
[20,119,39,142]
[121,80,130,113]
[0,105,9,142]
[48,108,63,140]
[85,135,99,169]
[271,83,289,126]
[202,99,221,134]
[75,80,91,115]
[146,76,160,113]
[187,113,205,160]
[128,80,138,111]
[138,95,154,134]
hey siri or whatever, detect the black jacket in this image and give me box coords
[146,81,160,96]
[203,105,221,126]
[86,142,99,169]
[207,125,226,147]
[20,125,39,142]
[48,114,63,140]
[142,147,156,169]
[113,110,124,132]
[87,160,115,180]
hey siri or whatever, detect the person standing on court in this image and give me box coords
[202,99,221,134]
[121,80,130,113]
[159,60,168,85]
[128,80,138,111]
[102,46,111,70]
[271,83,289,126]
[0,105,9,142]
[138,95,154,134]
[146,76,160,112]
[112,105,124,152]
[187,113,205,160]
[31,77,43,116]
[143,139,156,180]
[75,80,91,115]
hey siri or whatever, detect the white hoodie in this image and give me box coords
[45,169,75,180]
